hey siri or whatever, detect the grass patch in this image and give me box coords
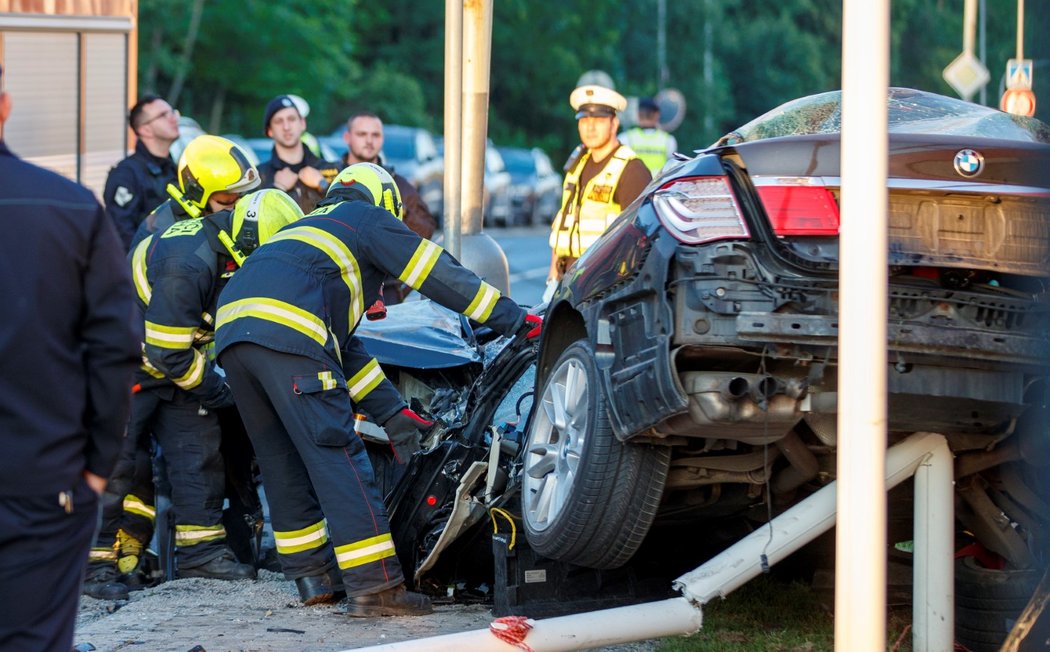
[654,574,914,652]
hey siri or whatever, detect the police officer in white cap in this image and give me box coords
[548,84,652,284]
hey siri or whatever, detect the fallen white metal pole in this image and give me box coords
[347,433,953,652]
[838,0,890,648]
[344,598,703,651]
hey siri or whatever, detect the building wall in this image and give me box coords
[0,0,137,198]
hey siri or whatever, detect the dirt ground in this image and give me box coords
[74,571,664,652]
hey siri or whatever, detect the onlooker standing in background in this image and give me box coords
[103,94,180,250]
[343,111,437,303]
[619,96,677,174]
[259,95,341,214]
[0,65,139,652]
[548,84,652,283]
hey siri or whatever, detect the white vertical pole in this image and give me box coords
[443,0,463,259]
[1016,0,1025,60]
[836,0,889,650]
[460,0,491,236]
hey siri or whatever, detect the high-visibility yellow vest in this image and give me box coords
[549,145,636,258]
[623,127,672,173]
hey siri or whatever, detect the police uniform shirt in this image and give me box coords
[104,140,178,251]
[574,153,651,211]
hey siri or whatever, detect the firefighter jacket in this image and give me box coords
[104,140,178,251]
[259,147,341,214]
[0,140,139,495]
[129,198,191,252]
[130,212,239,405]
[215,194,526,424]
[620,126,677,173]
[550,144,650,259]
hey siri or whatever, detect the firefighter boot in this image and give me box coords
[344,584,433,617]
[82,562,130,601]
[116,529,149,590]
[295,567,345,606]
[176,549,257,581]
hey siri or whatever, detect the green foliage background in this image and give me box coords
[139,0,1050,163]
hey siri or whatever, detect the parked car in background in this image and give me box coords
[435,137,512,228]
[498,146,562,225]
[530,88,1050,650]
[335,124,444,217]
[484,143,513,227]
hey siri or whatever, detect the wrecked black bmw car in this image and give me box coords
[359,89,1049,648]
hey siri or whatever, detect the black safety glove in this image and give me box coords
[382,408,434,464]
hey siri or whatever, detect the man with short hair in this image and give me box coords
[259,95,341,214]
[0,64,139,652]
[344,112,437,303]
[104,94,180,250]
[548,85,652,282]
[619,97,678,174]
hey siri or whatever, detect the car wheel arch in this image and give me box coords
[536,303,588,386]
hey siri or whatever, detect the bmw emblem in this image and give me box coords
[953,149,984,177]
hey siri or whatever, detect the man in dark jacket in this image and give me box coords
[103,94,179,250]
[0,65,139,652]
[259,94,341,214]
[342,111,438,303]
[215,163,540,615]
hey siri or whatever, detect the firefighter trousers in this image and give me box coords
[92,389,157,565]
[219,342,404,597]
[146,389,229,568]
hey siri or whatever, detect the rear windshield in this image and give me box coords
[721,88,1050,145]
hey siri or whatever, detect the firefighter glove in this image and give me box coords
[383,408,433,464]
[518,313,543,340]
[201,382,236,410]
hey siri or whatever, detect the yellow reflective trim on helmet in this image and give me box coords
[145,322,197,349]
[170,350,206,390]
[347,358,384,402]
[123,495,156,521]
[217,297,329,347]
[274,520,329,555]
[334,533,396,570]
[131,236,153,305]
[465,282,500,323]
[268,226,365,327]
[398,240,442,288]
[174,524,226,546]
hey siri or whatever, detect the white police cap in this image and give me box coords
[570,84,627,119]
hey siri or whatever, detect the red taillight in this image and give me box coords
[426,495,438,506]
[652,176,750,245]
[755,185,840,236]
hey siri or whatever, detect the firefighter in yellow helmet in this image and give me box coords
[123,189,302,581]
[214,163,541,613]
[130,134,260,250]
[548,84,652,283]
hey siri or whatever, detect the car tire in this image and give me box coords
[521,340,670,569]
[954,556,1041,652]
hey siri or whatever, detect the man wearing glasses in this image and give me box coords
[103,95,180,250]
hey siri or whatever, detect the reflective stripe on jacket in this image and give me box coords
[622,127,673,173]
[215,198,525,421]
[550,144,636,258]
